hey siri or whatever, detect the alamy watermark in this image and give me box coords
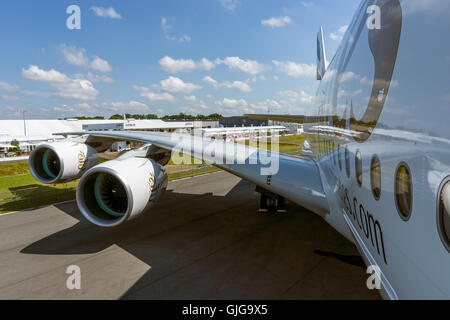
[66,265,81,290]
[366,265,381,290]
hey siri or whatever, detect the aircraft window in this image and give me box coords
[395,163,412,221]
[355,150,362,187]
[438,180,450,252]
[345,147,350,178]
[371,155,381,200]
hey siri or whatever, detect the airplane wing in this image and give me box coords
[245,114,331,124]
[56,130,329,216]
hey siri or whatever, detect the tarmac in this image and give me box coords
[0,171,380,299]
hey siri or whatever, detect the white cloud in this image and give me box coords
[84,72,115,84]
[61,45,88,67]
[261,16,292,28]
[109,101,149,112]
[338,71,357,83]
[22,65,68,82]
[90,7,122,19]
[215,57,265,75]
[199,58,215,71]
[160,76,201,94]
[223,80,252,92]
[219,0,240,11]
[0,81,20,92]
[184,95,197,102]
[61,45,112,73]
[161,17,191,42]
[159,56,215,73]
[141,91,176,102]
[203,76,252,92]
[90,56,112,72]
[203,76,219,88]
[272,60,316,78]
[134,86,176,102]
[329,25,348,41]
[22,65,99,100]
[301,2,314,7]
[215,98,248,108]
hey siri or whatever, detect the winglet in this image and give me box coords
[317,26,328,80]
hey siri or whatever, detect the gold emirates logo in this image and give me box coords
[78,151,86,170]
[149,172,156,193]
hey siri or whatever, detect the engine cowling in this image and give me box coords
[76,157,168,227]
[29,141,99,184]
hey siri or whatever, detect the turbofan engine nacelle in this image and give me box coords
[29,141,99,184]
[76,157,168,227]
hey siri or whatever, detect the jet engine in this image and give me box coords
[29,141,99,184]
[76,157,168,227]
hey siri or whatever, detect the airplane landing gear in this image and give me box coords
[256,186,287,214]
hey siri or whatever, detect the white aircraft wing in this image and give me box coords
[57,131,329,215]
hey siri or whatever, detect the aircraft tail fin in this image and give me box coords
[317,26,328,80]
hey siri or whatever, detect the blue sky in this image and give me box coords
[0,0,361,119]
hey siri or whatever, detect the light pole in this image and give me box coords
[22,109,27,136]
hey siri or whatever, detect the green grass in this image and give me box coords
[0,161,30,177]
[0,161,222,214]
[238,134,307,155]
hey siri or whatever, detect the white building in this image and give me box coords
[200,125,287,141]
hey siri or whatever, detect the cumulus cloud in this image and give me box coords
[90,7,122,19]
[223,81,252,92]
[134,86,176,102]
[261,16,292,28]
[272,60,316,78]
[22,65,68,83]
[215,98,248,108]
[83,72,115,84]
[159,56,215,73]
[22,65,99,100]
[90,56,112,72]
[202,76,252,92]
[61,45,112,73]
[160,76,201,94]
[61,45,89,67]
[215,57,265,75]
[329,25,348,41]
[108,101,149,112]
[202,76,219,88]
